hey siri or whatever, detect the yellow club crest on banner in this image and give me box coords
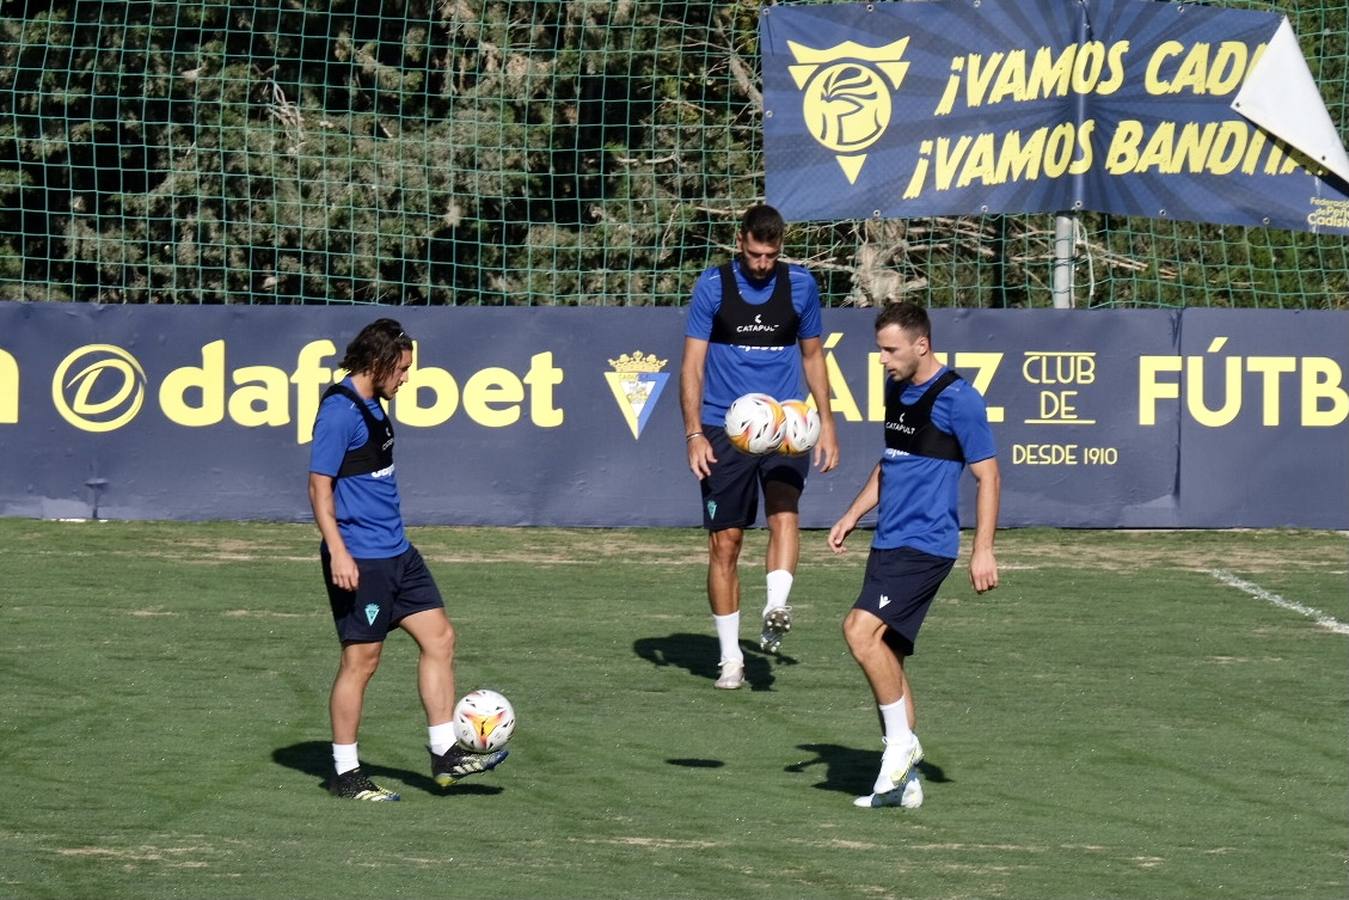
[787,38,911,184]
[605,351,669,440]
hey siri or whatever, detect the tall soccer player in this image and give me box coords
[308,318,507,800]
[828,302,1000,808]
[680,204,839,689]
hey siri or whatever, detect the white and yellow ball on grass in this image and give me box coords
[778,399,821,456]
[724,392,785,455]
[453,689,516,753]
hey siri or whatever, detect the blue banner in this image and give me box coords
[761,0,1349,232]
[0,303,1345,528]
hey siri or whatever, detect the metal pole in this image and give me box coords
[1052,0,1088,311]
[1051,212,1075,309]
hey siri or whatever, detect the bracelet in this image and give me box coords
[685,431,705,441]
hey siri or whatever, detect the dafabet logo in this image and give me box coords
[52,345,148,432]
[0,339,576,441]
[0,347,17,424]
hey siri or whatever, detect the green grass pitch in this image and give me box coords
[0,521,1345,899]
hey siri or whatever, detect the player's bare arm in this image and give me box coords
[799,336,839,473]
[679,335,716,479]
[308,472,359,591]
[967,457,1001,593]
[828,463,882,554]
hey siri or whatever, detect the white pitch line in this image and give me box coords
[1207,569,1349,636]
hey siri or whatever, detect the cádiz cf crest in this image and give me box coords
[787,38,911,184]
[605,351,669,440]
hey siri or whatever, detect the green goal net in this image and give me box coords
[2,0,1347,307]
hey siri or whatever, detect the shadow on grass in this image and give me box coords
[272,740,504,796]
[633,632,796,692]
[784,743,951,796]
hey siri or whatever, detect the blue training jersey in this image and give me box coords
[685,259,823,425]
[874,368,997,559]
[308,379,409,559]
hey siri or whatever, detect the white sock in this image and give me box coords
[764,569,794,614]
[333,742,360,775]
[874,698,916,794]
[713,611,743,663]
[880,697,913,744]
[428,721,456,756]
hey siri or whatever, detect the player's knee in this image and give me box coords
[842,610,877,654]
[428,620,456,660]
[842,619,863,655]
[340,646,382,680]
[708,530,743,565]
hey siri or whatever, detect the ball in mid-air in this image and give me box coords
[453,689,516,753]
[778,399,821,456]
[724,392,786,455]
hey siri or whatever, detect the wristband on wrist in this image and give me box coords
[685,431,705,441]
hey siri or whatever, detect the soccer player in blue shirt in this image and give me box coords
[680,205,840,690]
[828,302,1000,809]
[308,318,506,800]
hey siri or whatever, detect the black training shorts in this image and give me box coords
[321,543,445,643]
[699,423,810,532]
[851,546,955,657]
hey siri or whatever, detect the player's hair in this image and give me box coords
[874,301,931,340]
[341,318,413,383]
[739,204,786,245]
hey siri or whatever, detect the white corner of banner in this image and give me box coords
[1233,17,1349,187]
